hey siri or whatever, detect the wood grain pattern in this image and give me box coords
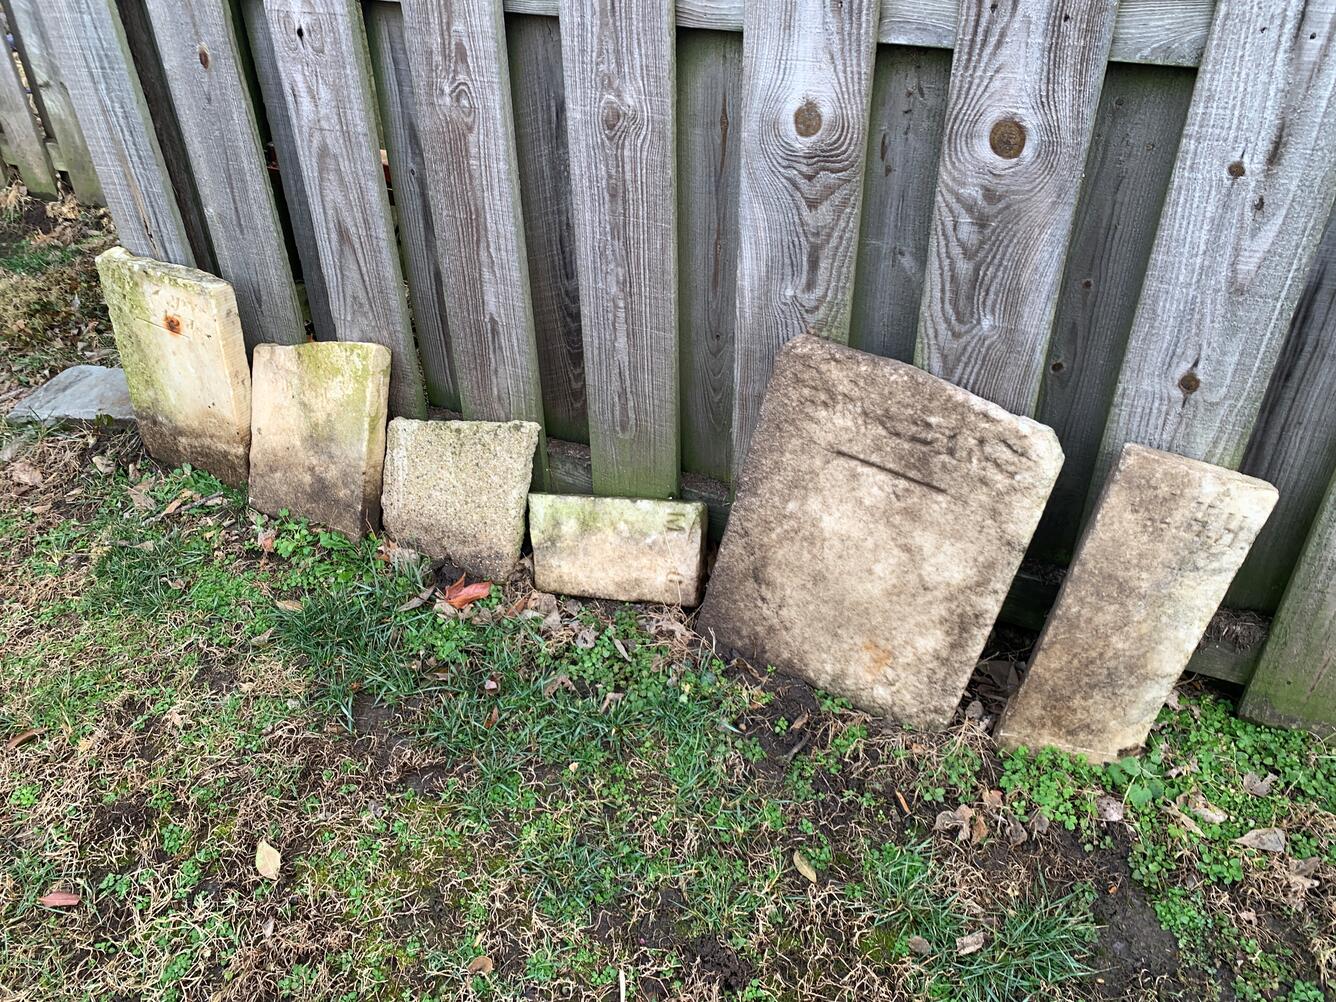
[0,25,57,195]
[3,0,101,200]
[849,44,951,361]
[1030,63,1194,563]
[143,0,304,350]
[364,1,459,409]
[1229,206,1336,611]
[916,0,1118,416]
[677,28,742,484]
[238,0,335,342]
[1241,468,1336,734]
[730,0,879,473]
[1093,0,1336,508]
[399,0,546,442]
[260,0,426,417]
[43,0,193,263]
[560,0,679,498]
[506,12,586,443]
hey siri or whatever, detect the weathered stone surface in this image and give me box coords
[249,342,391,539]
[696,335,1064,731]
[529,494,707,605]
[8,365,134,426]
[95,247,251,486]
[998,444,1278,761]
[382,418,540,579]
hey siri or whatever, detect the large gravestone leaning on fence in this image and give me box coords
[95,247,251,486]
[698,336,1064,731]
[998,445,1277,760]
[249,342,391,539]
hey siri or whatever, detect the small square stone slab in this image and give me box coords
[7,365,134,426]
[997,444,1278,762]
[382,418,540,579]
[696,335,1064,731]
[528,494,707,605]
[96,247,251,485]
[249,342,391,539]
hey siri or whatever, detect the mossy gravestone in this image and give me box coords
[249,342,391,539]
[998,444,1278,761]
[96,247,251,486]
[381,418,540,579]
[697,335,1064,731]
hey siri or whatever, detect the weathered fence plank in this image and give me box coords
[364,1,459,410]
[1093,0,1336,506]
[916,0,1118,416]
[506,12,586,444]
[1241,469,1336,734]
[560,0,678,498]
[3,0,101,201]
[730,0,879,474]
[142,0,304,350]
[1229,206,1336,611]
[399,0,546,453]
[0,22,57,196]
[260,0,426,417]
[849,45,951,362]
[1030,63,1194,562]
[43,0,193,263]
[678,28,742,485]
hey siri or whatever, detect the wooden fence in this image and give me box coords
[6,0,1336,704]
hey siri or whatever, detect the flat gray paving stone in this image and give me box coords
[7,365,134,426]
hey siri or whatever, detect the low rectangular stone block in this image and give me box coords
[249,342,391,539]
[528,494,707,605]
[8,365,134,426]
[696,335,1064,731]
[382,418,540,579]
[997,444,1278,762]
[95,247,251,485]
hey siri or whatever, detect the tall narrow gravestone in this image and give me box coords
[997,444,1278,762]
[96,247,251,486]
[697,336,1064,731]
[249,342,391,539]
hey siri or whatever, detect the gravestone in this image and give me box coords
[997,444,1278,761]
[381,418,540,579]
[528,494,707,605]
[8,365,134,426]
[696,335,1064,731]
[96,247,251,485]
[249,342,391,538]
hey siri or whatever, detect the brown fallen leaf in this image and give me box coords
[37,890,80,908]
[467,955,494,975]
[483,706,499,730]
[956,930,986,956]
[970,813,989,843]
[256,526,277,554]
[255,840,282,880]
[442,575,492,609]
[981,789,1004,810]
[91,454,114,475]
[6,726,46,751]
[1235,827,1286,854]
[543,674,576,698]
[397,585,437,612]
[9,461,43,487]
[1242,771,1278,797]
[907,935,932,956]
[275,599,303,613]
[1184,791,1227,825]
[934,804,974,842]
[792,850,818,884]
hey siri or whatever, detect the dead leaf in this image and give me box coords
[1242,771,1277,797]
[275,599,303,613]
[1004,813,1028,846]
[37,890,80,908]
[964,699,984,721]
[256,526,277,553]
[955,930,986,956]
[6,726,45,750]
[9,461,43,487]
[255,840,281,880]
[1234,827,1286,854]
[91,454,114,475]
[483,676,500,696]
[599,692,625,715]
[1185,791,1227,825]
[467,956,494,976]
[127,485,154,510]
[543,674,576,698]
[1096,796,1125,823]
[793,850,818,884]
[970,813,989,843]
[934,804,974,843]
[907,935,932,956]
[483,706,499,730]
[574,627,598,649]
[442,575,492,609]
[397,585,437,612]
[982,789,1004,810]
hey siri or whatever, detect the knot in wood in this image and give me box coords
[1227,160,1246,179]
[793,100,822,138]
[989,118,1026,159]
[601,96,626,134]
[198,44,210,70]
[1179,371,1201,394]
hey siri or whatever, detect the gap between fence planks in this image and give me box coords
[916,0,1117,417]
[43,0,192,263]
[258,0,426,418]
[364,2,460,411]
[560,0,679,499]
[730,0,879,476]
[399,0,547,471]
[0,18,57,197]
[1091,0,1336,510]
[142,0,304,351]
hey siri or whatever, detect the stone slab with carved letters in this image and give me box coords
[95,247,251,486]
[696,335,1065,731]
[528,494,707,605]
[997,443,1277,761]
